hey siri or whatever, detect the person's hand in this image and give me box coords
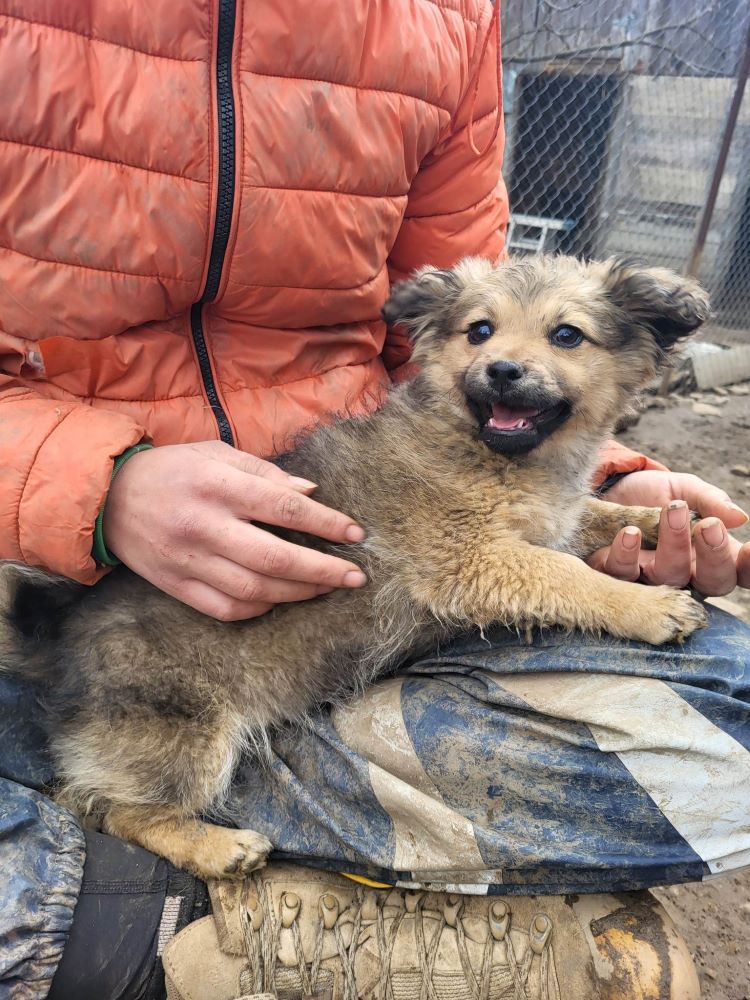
[588,470,750,595]
[103,441,368,620]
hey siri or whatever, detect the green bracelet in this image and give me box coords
[92,443,154,567]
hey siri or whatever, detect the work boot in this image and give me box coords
[162,862,700,1000]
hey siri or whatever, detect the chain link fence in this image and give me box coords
[501,0,750,345]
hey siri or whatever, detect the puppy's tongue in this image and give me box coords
[488,402,539,431]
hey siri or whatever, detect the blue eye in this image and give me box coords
[468,320,494,345]
[550,325,584,348]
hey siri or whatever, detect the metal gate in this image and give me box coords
[501,0,750,343]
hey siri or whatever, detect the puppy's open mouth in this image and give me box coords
[469,396,572,454]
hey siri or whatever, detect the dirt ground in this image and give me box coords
[618,383,750,1000]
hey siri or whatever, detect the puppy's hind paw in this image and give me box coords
[630,587,708,645]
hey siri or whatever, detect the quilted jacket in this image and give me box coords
[0,0,655,584]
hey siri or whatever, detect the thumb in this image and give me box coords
[688,479,748,529]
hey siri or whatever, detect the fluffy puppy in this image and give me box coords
[0,255,710,879]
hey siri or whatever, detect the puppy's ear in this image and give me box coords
[602,257,710,353]
[381,266,462,340]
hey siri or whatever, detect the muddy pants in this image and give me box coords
[2,605,749,999]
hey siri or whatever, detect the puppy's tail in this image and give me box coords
[0,563,82,682]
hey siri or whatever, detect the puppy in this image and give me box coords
[0,255,710,880]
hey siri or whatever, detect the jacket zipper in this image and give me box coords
[190,0,238,445]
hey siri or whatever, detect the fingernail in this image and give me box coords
[343,570,367,587]
[622,526,641,550]
[290,476,317,491]
[345,524,366,543]
[667,500,688,531]
[728,502,749,523]
[702,518,725,548]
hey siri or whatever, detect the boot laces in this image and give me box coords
[236,876,555,1000]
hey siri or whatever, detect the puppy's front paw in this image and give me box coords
[623,587,708,645]
[221,829,273,878]
[188,826,273,880]
[632,506,661,547]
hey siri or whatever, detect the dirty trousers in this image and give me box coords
[1,605,749,999]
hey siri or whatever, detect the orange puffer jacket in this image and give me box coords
[0,0,657,584]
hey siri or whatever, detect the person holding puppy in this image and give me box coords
[0,2,748,999]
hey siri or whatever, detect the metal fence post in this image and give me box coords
[685,17,750,279]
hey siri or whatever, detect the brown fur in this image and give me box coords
[0,255,711,879]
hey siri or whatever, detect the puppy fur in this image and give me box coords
[0,255,711,879]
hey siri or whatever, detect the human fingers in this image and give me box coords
[644,501,693,587]
[194,556,336,606]
[588,527,643,581]
[691,520,739,596]
[737,540,750,590]
[191,440,319,493]
[208,465,365,544]
[210,522,368,589]
[173,577,276,621]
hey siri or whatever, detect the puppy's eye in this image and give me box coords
[467,320,494,345]
[550,325,584,348]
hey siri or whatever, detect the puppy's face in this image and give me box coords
[383,256,709,456]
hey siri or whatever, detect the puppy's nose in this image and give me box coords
[487,360,524,387]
